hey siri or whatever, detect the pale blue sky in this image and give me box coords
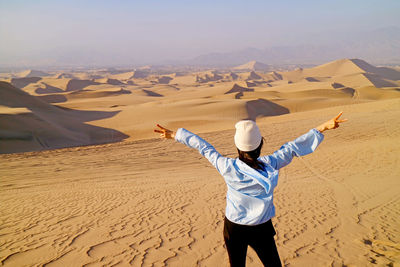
[0,0,399,67]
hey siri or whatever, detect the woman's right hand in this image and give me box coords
[154,124,175,139]
[316,112,348,133]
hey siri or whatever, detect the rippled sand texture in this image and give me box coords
[1,99,399,266]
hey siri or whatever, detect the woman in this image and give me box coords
[154,112,347,267]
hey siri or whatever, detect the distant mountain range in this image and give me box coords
[186,27,400,67]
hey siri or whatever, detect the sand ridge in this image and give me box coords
[1,100,399,266]
[1,58,399,154]
[0,58,400,266]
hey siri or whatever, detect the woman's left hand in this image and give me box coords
[316,112,348,133]
[154,124,175,139]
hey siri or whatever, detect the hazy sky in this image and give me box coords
[1,0,399,67]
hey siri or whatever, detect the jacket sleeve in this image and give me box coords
[260,128,324,170]
[175,128,230,175]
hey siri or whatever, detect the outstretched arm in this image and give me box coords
[154,124,230,174]
[262,112,348,170]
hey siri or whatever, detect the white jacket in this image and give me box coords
[175,128,324,225]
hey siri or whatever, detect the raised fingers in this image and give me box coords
[154,129,164,133]
[156,124,167,130]
[334,112,343,120]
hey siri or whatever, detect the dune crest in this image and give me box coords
[0,81,128,153]
[1,58,400,266]
[18,69,51,78]
[1,99,399,266]
[10,77,42,88]
[1,58,399,153]
[233,60,270,71]
[247,71,262,80]
[196,71,223,83]
[66,79,100,91]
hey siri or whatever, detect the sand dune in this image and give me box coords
[347,58,400,80]
[66,79,100,91]
[227,72,239,80]
[225,83,253,94]
[169,74,197,85]
[247,71,262,80]
[108,71,135,80]
[362,73,399,87]
[10,77,42,89]
[330,73,395,88]
[141,89,164,97]
[302,58,367,77]
[132,70,150,79]
[281,59,400,86]
[54,72,76,79]
[18,69,50,78]
[0,81,128,153]
[196,71,223,83]
[35,83,64,94]
[2,58,398,150]
[95,78,125,85]
[1,99,399,266]
[156,76,173,84]
[1,58,400,266]
[233,60,270,71]
[37,78,72,91]
[261,71,283,82]
[67,88,132,99]
[225,83,254,99]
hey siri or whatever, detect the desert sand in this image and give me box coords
[1,58,400,266]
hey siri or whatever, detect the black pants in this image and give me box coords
[223,217,282,267]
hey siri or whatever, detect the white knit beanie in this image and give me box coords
[234,120,262,152]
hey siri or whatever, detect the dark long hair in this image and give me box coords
[237,138,265,170]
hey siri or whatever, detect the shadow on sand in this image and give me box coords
[0,81,129,154]
[245,98,289,121]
